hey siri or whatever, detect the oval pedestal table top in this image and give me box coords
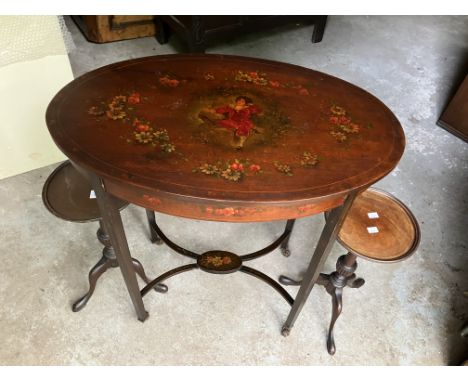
[46,54,405,222]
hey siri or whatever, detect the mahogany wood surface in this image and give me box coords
[337,188,420,262]
[42,160,128,223]
[46,54,405,222]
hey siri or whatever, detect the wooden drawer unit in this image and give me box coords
[73,16,157,43]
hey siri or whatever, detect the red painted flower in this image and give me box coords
[159,76,180,87]
[223,208,235,216]
[127,92,141,104]
[230,162,244,171]
[143,195,161,205]
[133,118,141,126]
[136,124,150,132]
[329,116,339,124]
[269,80,280,88]
[249,72,258,79]
[339,116,351,125]
[298,204,314,213]
[249,164,261,172]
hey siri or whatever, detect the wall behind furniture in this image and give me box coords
[0,16,74,180]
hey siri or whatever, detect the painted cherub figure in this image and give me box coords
[199,96,262,149]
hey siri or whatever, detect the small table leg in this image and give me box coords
[281,191,359,336]
[311,16,327,43]
[72,254,112,312]
[72,221,168,312]
[316,253,365,355]
[89,173,149,322]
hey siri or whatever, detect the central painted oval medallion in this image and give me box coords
[198,250,243,274]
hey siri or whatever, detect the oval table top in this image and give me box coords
[46,54,405,222]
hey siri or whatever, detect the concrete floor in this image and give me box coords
[0,16,467,365]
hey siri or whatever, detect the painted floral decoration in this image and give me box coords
[88,92,142,120]
[328,105,361,142]
[300,151,319,167]
[273,151,320,177]
[193,153,320,181]
[88,92,177,154]
[235,70,269,86]
[87,95,127,120]
[269,80,280,88]
[132,118,175,153]
[194,159,261,182]
[274,161,293,176]
[159,74,181,87]
[234,70,311,96]
[201,255,232,267]
[204,206,262,217]
[127,92,141,104]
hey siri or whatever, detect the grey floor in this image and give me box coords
[0,16,467,365]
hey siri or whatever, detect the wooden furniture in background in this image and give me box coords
[156,16,328,52]
[437,74,468,143]
[72,16,157,43]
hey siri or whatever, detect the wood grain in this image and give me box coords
[337,188,420,262]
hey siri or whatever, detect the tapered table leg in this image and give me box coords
[89,173,149,322]
[281,191,359,336]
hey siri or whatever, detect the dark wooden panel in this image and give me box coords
[438,75,468,143]
[157,15,328,52]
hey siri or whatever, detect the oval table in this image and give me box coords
[46,54,405,335]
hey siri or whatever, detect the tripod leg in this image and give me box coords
[72,256,112,312]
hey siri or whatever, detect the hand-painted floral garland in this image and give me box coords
[88,92,177,154]
[234,70,311,96]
